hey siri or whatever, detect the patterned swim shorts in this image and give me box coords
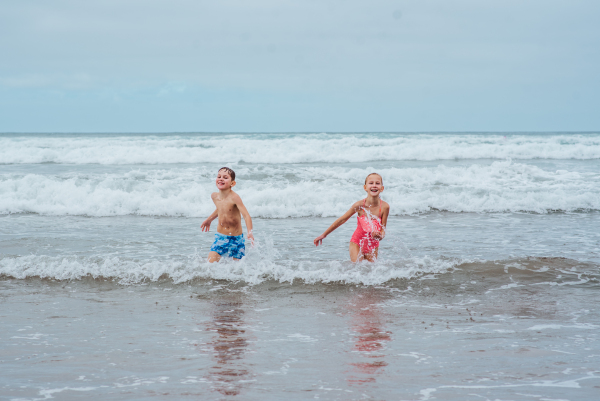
[210,233,246,259]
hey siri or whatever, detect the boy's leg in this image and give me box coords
[231,236,245,261]
[208,251,221,263]
[209,233,227,263]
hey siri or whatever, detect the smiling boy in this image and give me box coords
[201,167,254,262]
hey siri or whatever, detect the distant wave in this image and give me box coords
[1,161,598,216]
[1,133,599,164]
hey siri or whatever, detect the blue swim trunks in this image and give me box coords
[210,233,246,259]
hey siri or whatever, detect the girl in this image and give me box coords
[314,173,390,262]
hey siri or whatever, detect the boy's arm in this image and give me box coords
[234,195,254,243]
[201,209,218,232]
[314,203,359,246]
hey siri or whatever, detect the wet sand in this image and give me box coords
[2,262,599,400]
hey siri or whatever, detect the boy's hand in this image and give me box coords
[248,232,255,246]
[314,234,326,247]
[200,219,211,232]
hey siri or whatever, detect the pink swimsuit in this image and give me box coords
[350,199,382,253]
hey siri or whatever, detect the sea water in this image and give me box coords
[1,132,599,400]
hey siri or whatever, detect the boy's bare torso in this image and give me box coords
[211,191,243,236]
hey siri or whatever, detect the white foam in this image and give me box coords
[21,386,99,401]
[1,161,598,217]
[0,239,460,285]
[527,323,599,331]
[1,133,599,164]
[439,372,600,389]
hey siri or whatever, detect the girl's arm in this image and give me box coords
[314,203,359,246]
[373,202,390,240]
[201,209,219,232]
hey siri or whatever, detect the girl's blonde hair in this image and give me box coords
[364,173,383,184]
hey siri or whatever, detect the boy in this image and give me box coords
[201,167,254,262]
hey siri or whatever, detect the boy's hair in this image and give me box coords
[218,167,236,181]
[365,172,383,184]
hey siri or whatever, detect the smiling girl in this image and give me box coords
[314,173,390,262]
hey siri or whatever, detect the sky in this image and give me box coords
[1,0,599,132]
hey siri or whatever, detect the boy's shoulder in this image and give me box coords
[212,191,242,203]
[229,190,243,202]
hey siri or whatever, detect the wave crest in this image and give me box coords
[1,161,598,216]
[1,133,599,164]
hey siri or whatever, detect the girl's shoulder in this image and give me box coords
[351,199,365,209]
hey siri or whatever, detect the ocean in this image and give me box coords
[1,132,599,400]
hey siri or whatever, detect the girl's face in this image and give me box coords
[216,171,235,190]
[364,175,384,197]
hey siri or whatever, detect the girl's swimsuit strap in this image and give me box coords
[362,198,382,219]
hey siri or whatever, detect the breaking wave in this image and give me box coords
[0,240,461,285]
[1,161,598,216]
[2,252,597,287]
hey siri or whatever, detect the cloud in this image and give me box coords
[0,0,599,131]
[157,83,187,97]
[0,74,52,88]
[0,73,97,89]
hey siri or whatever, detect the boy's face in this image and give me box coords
[216,170,235,190]
[364,175,384,197]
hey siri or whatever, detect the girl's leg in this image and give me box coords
[349,242,362,262]
[362,248,379,262]
[208,251,221,263]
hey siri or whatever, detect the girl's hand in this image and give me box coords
[200,219,211,232]
[372,230,384,240]
[314,234,327,246]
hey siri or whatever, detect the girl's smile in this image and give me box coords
[364,176,384,197]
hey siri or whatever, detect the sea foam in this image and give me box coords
[0,244,460,285]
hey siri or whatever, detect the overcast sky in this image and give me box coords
[1,0,599,132]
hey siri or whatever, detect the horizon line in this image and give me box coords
[1,130,599,135]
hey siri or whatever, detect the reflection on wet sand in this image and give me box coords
[204,294,249,396]
[346,289,391,385]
